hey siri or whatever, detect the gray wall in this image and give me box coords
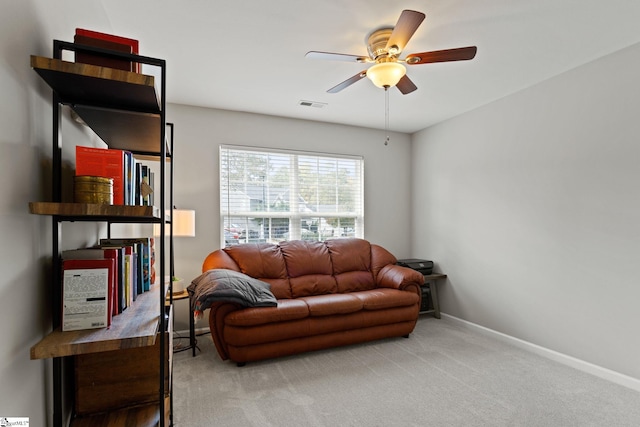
[1,2,68,424]
[165,104,413,331]
[411,42,640,380]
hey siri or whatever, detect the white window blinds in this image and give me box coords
[220,145,364,246]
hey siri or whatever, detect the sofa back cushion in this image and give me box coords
[203,238,386,299]
[326,238,375,293]
[280,240,337,297]
[224,243,292,299]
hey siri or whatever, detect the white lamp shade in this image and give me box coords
[366,62,406,88]
[154,209,196,237]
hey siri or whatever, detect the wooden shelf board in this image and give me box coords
[31,285,162,359]
[31,56,159,113]
[28,202,159,219]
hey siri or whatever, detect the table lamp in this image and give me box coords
[154,208,196,294]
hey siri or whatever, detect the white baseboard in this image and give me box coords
[441,313,640,392]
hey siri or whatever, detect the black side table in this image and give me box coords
[420,273,447,318]
[167,290,198,356]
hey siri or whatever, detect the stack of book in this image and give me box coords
[61,237,153,331]
[75,146,155,206]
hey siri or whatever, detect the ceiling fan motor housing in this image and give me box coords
[366,27,395,59]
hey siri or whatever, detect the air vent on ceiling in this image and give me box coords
[299,100,327,108]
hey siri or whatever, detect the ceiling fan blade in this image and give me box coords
[386,10,426,53]
[396,75,418,95]
[327,71,367,93]
[406,46,477,65]
[306,51,370,63]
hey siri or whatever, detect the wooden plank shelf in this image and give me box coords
[28,202,160,220]
[30,284,162,359]
[30,56,159,112]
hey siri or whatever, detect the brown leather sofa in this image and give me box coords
[201,238,424,365]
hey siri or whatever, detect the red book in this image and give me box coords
[62,258,115,330]
[75,146,125,205]
[75,28,139,72]
[96,245,128,314]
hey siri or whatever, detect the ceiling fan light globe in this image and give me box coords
[366,62,406,88]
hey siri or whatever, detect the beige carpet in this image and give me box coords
[172,317,640,426]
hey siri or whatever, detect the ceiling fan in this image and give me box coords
[306,9,477,94]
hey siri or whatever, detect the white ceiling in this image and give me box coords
[39,0,640,133]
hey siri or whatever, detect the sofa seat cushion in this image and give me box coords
[353,288,419,310]
[301,293,363,316]
[225,299,309,327]
[224,306,420,348]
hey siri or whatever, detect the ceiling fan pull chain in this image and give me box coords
[384,87,390,146]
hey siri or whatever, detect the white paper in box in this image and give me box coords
[62,268,110,331]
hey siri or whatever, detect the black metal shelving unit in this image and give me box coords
[29,40,174,427]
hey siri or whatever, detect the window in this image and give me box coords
[220,145,364,246]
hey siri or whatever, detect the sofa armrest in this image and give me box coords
[376,264,424,294]
[202,249,240,273]
[208,301,243,360]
